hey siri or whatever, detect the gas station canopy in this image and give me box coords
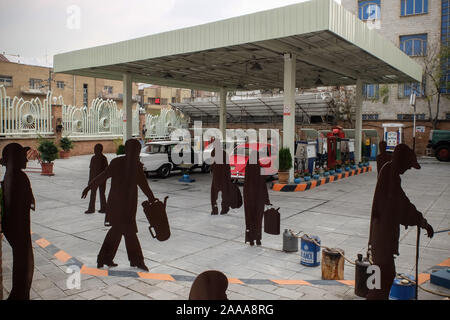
[54,0,422,91]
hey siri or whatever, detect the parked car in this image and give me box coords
[427,130,450,162]
[229,143,278,181]
[140,141,211,178]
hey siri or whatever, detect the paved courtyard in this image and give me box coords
[1,154,449,300]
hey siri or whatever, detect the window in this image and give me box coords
[441,1,450,94]
[160,98,168,105]
[397,113,426,120]
[400,34,427,56]
[362,114,379,120]
[171,97,176,103]
[401,0,428,16]
[83,84,88,107]
[0,75,12,87]
[358,0,381,21]
[56,81,65,89]
[29,78,43,89]
[104,86,113,94]
[446,112,450,120]
[363,84,379,99]
[398,81,425,98]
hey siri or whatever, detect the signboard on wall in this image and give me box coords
[416,126,425,133]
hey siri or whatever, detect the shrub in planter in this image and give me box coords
[278,147,292,184]
[59,137,74,159]
[37,138,59,176]
[116,144,125,155]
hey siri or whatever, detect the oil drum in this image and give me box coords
[354,254,370,297]
[300,235,321,267]
[282,229,298,252]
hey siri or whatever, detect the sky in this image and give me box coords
[0,0,340,67]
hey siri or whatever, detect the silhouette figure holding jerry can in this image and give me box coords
[82,139,156,271]
[85,144,108,214]
[210,143,235,215]
[244,151,270,246]
[1,143,36,300]
[189,270,229,300]
[367,144,434,300]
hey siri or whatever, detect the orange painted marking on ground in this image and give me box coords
[438,258,450,267]
[272,184,284,191]
[137,272,175,281]
[296,184,307,191]
[310,180,317,189]
[357,169,361,174]
[320,178,326,185]
[80,266,108,277]
[271,279,311,286]
[345,172,349,178]
[329,176,335,182]
[418,273,430,285]
[35,238,51,248]
[54,250,72,263]
[228,278,244,284]
[337,280,355,286]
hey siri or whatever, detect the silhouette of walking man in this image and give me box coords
[85,144,108,214]
[1,143,35,300]
[82,139,155,271]
[367,144,434,300]
[376,140,392,174]
[243,151,270,246]
[210,143,233,215]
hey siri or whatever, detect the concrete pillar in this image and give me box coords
[355,78,363,163]
[219,88,227,143]
[283,53,296,183]
[123,73,133,142]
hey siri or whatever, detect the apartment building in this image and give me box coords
[0,57,139,109]
[341,0,450,122]
[140,85,192,114]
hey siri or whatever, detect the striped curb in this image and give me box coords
[272,166,372,192]
[28,231,447,288]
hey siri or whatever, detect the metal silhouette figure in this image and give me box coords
[243,151,270,246]
[85,144,108,214]
[210,144,233,215]
[1,143,35,300]
[189,270,229,300]
[367,144,434,300]
[82,139,156,271]
[376,140,392,175]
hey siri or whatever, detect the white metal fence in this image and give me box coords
[145,107,189,139]
[0,85,53,136]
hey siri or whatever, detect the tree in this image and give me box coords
[324,86,356,128]
[421,43,450,129]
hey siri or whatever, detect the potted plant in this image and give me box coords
[329,166,336,175]
[59,136,74,159]
[303,171,311,182]
[278,147,292,184]
[336,164,343,173]
[313,168,320,180]
[350,160,357,170]
[344,160,350,171]
[294,172,301,184]
[38,138,59,176]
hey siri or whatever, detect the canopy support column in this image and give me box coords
[123,73,133,142]
[355,78,363,163]
[219,88,227,142]
[283,53,296,183]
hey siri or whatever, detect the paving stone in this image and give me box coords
[103,284,134,298]
[79,289,107,300]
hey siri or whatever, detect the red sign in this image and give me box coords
[155,98,160,104]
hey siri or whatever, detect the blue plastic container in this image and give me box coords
[300,235,321,267]
[313,174,320,180]
[323,172,330,177]
[336,168,342,173]
[304,176,311,182]
[294,178,301,184]
[329,170,335,175]
[389,275,415,300]
[345,167,350,171]
[351,165,357,170]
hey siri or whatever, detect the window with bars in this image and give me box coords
[397,113,426,120]
[358,0,381,21]
[362,114,379,120]
[29,78,43,89]
[104,86,113,94]
[363,84,379,99]
[398,81,425,98]
[0,75,12,87]
[56,81,65,89]
[400,34,427,56]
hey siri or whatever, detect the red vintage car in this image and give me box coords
[229,143,277,181]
